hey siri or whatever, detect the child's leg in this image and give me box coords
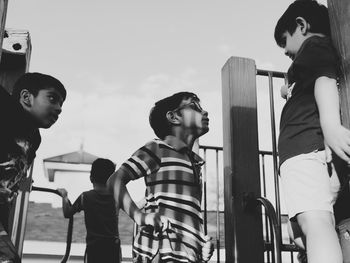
[287,220,305,250]
[280,150,342,263]
[337,218,350,263]
[297,210,342,263]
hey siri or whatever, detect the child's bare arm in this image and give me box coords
[107,169,168,232]
[315,76,350,164]
[57,188,75,218]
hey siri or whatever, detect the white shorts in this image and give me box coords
[280,150,340,220]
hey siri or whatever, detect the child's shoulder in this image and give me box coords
[299,36,334,57]
[143,138,165,149]
[295,36,338,68]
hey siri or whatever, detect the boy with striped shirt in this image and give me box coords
[107,92,213,262]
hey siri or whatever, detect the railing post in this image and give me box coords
[328,0,350,129]
[221,57,264,262]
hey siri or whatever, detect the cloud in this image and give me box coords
[217,43,236,57]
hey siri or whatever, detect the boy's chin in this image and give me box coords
[40,121,55,129]
[200,127,209,136]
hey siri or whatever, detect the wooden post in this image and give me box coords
[0,29,31,94]
[328,0,350,128]
[0,0,8,62]
[221,57,264,262]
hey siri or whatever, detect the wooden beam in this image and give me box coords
[221,57,264,262]
[0,0,8,62]
[328,0,350,128]
[0,29,31,94]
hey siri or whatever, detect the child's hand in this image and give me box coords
[202,235,214,262]
[57,188,68,198]
[324,125,350,165]
[324,141,333,163]
[140,212,170,234]
[280,84,289,99]
[0,186,13,204]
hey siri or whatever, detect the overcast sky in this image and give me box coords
[5,0,327,202]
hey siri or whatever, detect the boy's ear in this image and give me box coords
[166,111,181,124]
[19,89,33,107]
[295,17,310,35]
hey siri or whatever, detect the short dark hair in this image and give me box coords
[274,0,330,47]
[149,92,199,139]
[90,158,116,184]
[12,72,67,101]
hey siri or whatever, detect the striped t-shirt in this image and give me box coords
[121,136,206,263]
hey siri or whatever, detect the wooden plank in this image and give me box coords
[221,57,264,262]
[328,0,350,128]
[0,0,8,62]
[0,29,31,94]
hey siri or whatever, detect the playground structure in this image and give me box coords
[0,0,349,262]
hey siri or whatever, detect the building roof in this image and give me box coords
[43,150,99,165]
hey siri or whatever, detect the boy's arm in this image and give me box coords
[57,188,78,218]
[314,76,350,164]
[106,168,167,232]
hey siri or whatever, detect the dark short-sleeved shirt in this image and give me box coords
[121,136,206,263]
[72,190,118,245]
[278,36,339,165]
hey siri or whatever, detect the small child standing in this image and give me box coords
[57,158,120,263]
[274,1,350,263]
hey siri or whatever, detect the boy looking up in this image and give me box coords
[107,92,213,263]
[58,158,120,263]
[0,72,66,262]
[274,1,350,263]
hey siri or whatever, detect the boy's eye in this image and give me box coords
[280,36,286,48]
[48,94,63,106]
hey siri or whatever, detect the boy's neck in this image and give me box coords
[304,32,327,41]
[93,183,109,193]
[169,130,197,150]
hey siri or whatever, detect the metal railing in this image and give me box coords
[31,186,74,263]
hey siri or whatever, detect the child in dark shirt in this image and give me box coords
[275,1,350,263]
[0,72,66,262]
[58,158,120,263]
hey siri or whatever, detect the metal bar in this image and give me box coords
[215,149,220,263]
[255,197,282,263]
[31,186,73,263]
[203,148,207,235]
[261,154,271,263]
[267,72,282,230]
[257,69,285,79]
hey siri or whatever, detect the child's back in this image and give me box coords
[58,158,120,263]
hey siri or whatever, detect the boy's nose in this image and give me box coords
[55,104,62,115]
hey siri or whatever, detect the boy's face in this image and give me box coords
[174,97,209,137]
[27,87,64,128]
[281,29,305,60]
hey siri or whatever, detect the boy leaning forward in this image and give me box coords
[275,1,350,263]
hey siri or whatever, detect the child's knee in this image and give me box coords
[337,219,350,263]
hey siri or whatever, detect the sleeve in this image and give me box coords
[294,37,339,81]
[71,193,84,213]
[120,140,161,180]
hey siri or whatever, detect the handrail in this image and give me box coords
[31,186,73,263]
[254,197,282,263]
